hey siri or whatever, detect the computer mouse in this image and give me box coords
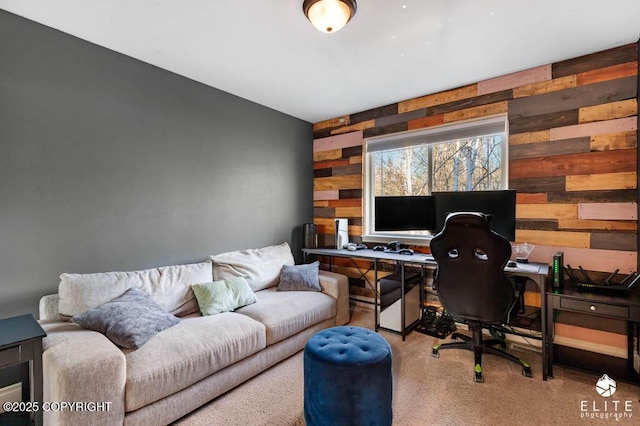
[507,261,517,268]
[398,248,414,255]
[373,245,385,251]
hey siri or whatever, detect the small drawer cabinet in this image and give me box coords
[546,284,640,382]
[559,298,630,319]
[0,314,47,426]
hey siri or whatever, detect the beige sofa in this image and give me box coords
[38,243,349,426]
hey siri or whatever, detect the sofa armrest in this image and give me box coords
[318,270,350,325]
[40,321,126,426]
[39,294,61,320]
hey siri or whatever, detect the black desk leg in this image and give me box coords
[374,261,379,332]
[540,284,547,381]
[546,295,554,379]
[627,321,639,383]
[33,339,44,426]
[20,361,30,403]
[400,263,406,341]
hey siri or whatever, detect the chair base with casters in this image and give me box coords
[431,323,532,383]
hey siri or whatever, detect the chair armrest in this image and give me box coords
[39,294,61,320]
[319,270,350,325]
[40,321,126,426]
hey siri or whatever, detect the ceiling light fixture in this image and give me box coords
[303,0,357,33]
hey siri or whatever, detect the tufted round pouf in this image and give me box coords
[304,326,392,426]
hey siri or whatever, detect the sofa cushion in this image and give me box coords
[278,261,321,292]
[192,277,258,315]
[58,261,212,318]
[235,287,336,346]
[72,288,180,349]
[124,312,266,412]
[210,243,295,292]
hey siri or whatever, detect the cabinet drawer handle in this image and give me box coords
[590,305,597,311]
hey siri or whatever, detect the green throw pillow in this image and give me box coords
[191,277,258,315]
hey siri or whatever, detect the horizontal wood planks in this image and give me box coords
[478,65,551,95]
[313,43,638,281]
[313,131,364,247]
[578,202,637,220]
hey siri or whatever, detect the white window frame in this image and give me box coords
[363,114,509,245]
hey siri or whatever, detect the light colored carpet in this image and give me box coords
[174,308,640,425]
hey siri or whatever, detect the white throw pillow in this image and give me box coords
[210,242,295,292]
[59,261,213,318]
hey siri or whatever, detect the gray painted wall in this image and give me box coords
[0,10,313,319]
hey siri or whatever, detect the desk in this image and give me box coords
[546,284,640,382]
[0,314,47,426]
[303,248,431,341]
[303,247,551,379]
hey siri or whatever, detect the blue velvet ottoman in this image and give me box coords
[304,326,392,426]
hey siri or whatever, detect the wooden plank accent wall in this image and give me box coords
[313,43,639,282]
[313,131,364,248]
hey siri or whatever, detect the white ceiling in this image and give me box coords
[1,0,639,123]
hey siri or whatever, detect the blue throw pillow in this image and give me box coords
[72,287,180,349]
[278,261,321,291]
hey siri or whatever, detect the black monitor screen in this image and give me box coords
[433,190,516,241]
[374,196,436,232]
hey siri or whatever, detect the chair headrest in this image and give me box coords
[443,211,491,228]
[432,211,511,258]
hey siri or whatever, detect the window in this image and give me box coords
[364,115,508,243]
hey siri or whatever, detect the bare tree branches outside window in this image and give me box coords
[373,146,429,196]
[373,133,503,196]
[432,134,503,192]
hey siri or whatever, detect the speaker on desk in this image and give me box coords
[303,223,317,249]
[335,218,348,249]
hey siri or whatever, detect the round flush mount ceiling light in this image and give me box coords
[303,0,357,33]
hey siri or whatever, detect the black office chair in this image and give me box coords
[430,212,532,383]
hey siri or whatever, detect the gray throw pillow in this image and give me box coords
[72,287,180,349]
[278,261,321,292]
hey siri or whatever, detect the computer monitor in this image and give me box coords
[432,190,516,241]
[374,196,436,232]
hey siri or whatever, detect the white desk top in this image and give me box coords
[303,248,435,264]
[302,247,548,274]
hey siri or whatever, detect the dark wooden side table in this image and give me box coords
[546,284,640,382]
[0,314,47,426]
